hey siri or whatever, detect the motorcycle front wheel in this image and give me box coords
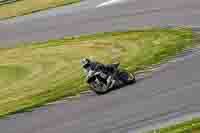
[90,82,109,95]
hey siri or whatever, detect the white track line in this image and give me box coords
[96,0,124,8]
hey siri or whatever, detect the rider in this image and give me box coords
[80,58,119,88]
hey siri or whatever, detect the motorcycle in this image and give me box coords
[86,66,136,94]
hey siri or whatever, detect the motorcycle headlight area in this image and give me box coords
[87,76,96,83]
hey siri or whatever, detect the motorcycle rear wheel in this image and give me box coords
[118,70,136,84]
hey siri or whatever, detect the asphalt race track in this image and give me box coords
[0,0,200,47]
[0,0,200,133]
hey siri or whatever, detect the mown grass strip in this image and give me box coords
[0,28,194,118]
[0,0,80,20]
[147,118,200,133]
[0,0,22,6]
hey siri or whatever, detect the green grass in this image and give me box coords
[146,118,200,133]
[0,28,194,118]
[0,0,80,20]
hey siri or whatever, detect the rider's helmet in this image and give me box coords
[80,58,91,69]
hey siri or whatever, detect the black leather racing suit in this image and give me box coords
[83,61,119,84]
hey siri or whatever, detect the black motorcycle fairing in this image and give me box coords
[87,72,108,85]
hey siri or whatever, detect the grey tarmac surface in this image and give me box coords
[1,0,200,133]
[0,0,200,47]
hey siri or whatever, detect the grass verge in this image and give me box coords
[0,0,80,20]
[0,28,194,118]
[146,117,200,133]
